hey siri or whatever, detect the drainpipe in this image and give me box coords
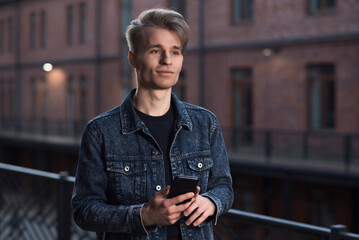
[13,0,21,131]
[198,0,205,107]
[94,0,101,114]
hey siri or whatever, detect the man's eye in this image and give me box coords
[172,51,181,55]
[150,49,160,54]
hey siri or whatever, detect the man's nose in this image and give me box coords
[160,51,172,65]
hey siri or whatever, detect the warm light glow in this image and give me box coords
[43,63,53,72]
[262,48,272,57]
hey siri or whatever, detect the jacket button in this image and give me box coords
[197,162,203,169]
[151,150,159,155]
[156,185,161,191]
[124,166,130,172]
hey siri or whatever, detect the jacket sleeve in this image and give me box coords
[201,117,234,224]
[71,122,148,235]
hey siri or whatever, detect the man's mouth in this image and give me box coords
[156,70,173,74]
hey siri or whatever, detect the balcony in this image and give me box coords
[222,127,359,175]
[1,117,359,172]
[1,162,359,240]
[0,117,84,150]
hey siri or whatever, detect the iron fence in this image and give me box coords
[0,117,86,138]
[1,118,359,171]
[1,162,359,240]
[223,128,359,171]
[0,163,96,240]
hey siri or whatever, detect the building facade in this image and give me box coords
[0,0,358,234]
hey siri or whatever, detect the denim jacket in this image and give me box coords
[72,89,234,240]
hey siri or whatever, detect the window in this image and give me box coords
[232,0,253,23]
[67,6,75,45]
[0,20,4,53]
[30,77,38,119]
[232,68,253,146]
[80,75,88,123]
[308,0,336,14]
[67,75,76,135]
[8,78,15,118]
[79,3,87,44]
[308,64,335,129]
[169,0,186,18]
[30,12,37,49]
[0,79,4,120]
[309,189,335,227]
[172,71,186,101]
[232,68,253,128]
[40,11,47,49]
[39,77,48,119]
[29,11,47,50]
[8,17,13,52]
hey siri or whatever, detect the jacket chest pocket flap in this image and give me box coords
[187,157,213,172]
[106,159,147,204]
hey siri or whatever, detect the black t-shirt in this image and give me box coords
[135,105,181,239]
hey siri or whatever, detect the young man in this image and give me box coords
[72,8,233,240]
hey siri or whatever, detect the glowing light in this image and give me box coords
[43,63,53,72]
[262,48,272,57]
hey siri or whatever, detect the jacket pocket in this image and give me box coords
[106,158,147,204]
[186,157,213,192]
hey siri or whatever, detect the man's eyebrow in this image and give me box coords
[146,44,182,50]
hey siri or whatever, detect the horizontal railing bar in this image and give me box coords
[226,209,330,236]
[0,162,75,182]
[1,163,359,239]
[343,233,359,240]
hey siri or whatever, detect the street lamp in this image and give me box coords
[43,63,53,72]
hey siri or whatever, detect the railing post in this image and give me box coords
[344,135,351,172]
[57,171,72,240]
[330,224,347,240]
[265,131,271,162]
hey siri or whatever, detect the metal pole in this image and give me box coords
[13,0,21,133]
[94,0,102,114]
[57,171,71,240]
[330,225,347,240]
[198,0,205,107]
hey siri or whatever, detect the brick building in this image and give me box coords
[0,0,358,234]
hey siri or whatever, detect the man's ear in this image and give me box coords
[128,51,137,68]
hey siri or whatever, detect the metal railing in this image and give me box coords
[1,162,359,240]
[0,117,86,138]
[222,128,359,172]
[0,163,95,240]
[1,118,359,171]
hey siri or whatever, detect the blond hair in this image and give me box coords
[126,8,190,54]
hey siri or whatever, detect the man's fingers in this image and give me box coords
[167,192,195,205]
[192,212,209,227]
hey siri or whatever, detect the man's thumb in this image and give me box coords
[158,185,170,197]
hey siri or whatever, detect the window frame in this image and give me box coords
[307,0,336,15]
[307,64,336,130]
[231,0,253,24]
[79,2,87,44]
[67,5,75,45]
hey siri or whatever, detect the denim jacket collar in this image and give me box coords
[119,89,193,135]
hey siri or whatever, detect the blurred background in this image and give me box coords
[0,0,359,239]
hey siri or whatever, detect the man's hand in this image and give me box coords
[141,186,195,226]
[184,186,216,227]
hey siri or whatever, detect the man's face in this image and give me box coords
[131,27,183,90]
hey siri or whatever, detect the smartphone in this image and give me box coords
[168,175,198,205]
